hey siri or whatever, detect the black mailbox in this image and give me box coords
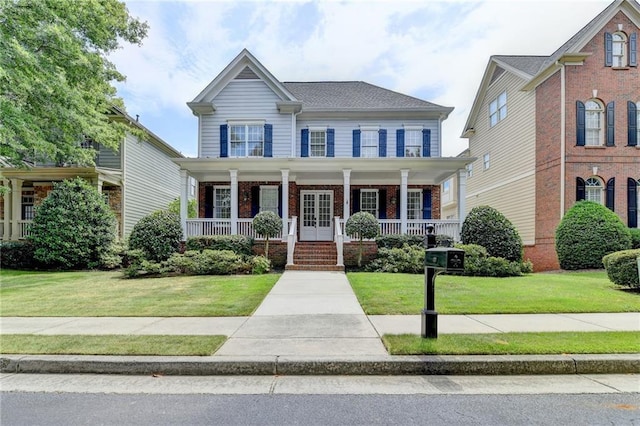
[425,247,465,272]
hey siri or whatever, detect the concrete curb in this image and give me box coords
[2,354,638,376]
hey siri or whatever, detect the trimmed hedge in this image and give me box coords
[460,205,523,262]
[602,249,640,289]
[129,210,183,262]
[365,244,423,273]
[0,241,36,269]
[455,243,532,277]
[630,228,640,249]
[555,201,632,270]
[376,234,424,249]
[168,250,246,275]
[185,235,254,256]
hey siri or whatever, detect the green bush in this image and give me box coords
[251,255,271,275]
[455,243,529,277]
[555,201,632,270]
[168,250,246,275]
[253,211,282,259]
[602,249,640,289]
[629,228,640,249]
[27,177,116,269]
[460,205,523,262]
[376,234,424,249]
[365,244,424,273]
[186,235,254,255]
[97,241,127,270]
[346,212,380,267]
[168,197,197,218]
[129,210,182,262]
[0,241,36,269]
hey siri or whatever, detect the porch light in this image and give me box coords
[390,196,396,205]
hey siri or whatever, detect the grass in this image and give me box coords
[348,271,640,315]
[382,332,640,355]
[0,270,280,317]
[0,335,226,356]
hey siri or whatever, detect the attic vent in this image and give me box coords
[489,67,505,85]
[235,66,259,80]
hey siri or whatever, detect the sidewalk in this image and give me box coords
[1,271,639,376]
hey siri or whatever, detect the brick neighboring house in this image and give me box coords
[1,107,185,240]
[461,0,640,271]
[174,49,473,270]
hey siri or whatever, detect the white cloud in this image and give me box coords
[112,0,613,157]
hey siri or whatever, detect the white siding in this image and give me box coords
[122,133,182,236]
[200,80,292,158]
[295,119,441,158]
[465,70,537,244]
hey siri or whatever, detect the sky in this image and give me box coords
[110,0,614,158]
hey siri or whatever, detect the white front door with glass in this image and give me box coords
[300,190,333,241]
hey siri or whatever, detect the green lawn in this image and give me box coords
[382,332,640,355]
[0,270,280,317]
[0,334,225,356]
[348,271,640,314]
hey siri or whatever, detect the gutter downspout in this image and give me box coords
[559,62,566,219]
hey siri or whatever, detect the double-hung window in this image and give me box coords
[489,91,507,127]
[214,187,231,219]
[405,129,422,157]
[585,100,603,146]
[612,33,627,67]
[361,130,378,158]
[407,190,422,220]
[310,130,326,157]
[230,124,264,157]
[360,189,378,218]
[22,189,35,220]
[585,177,604,204]
[260,186,279,215]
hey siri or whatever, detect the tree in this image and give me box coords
[252,211,282,260]
[0,0,148,167]
[345,212,379,267]
[168,197,198,219]
[27,177,116,269]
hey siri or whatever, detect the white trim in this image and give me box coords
[227,120,266,126]
[308,126,328,132]
[403,125,423,131]
[359,125,380,131]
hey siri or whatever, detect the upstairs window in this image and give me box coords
[309,131,326,157]
[489,91,507,127]
[605,31,637,67]
[230,124,263,157]
[585,100,604,146]
[612,32,627,67]
[483,153,490,170]
[361,130,378,158]
[405,129,422,157]
[466,163,473,178]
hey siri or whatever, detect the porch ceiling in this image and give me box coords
[174,157,474,185]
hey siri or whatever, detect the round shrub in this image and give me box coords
[365,244,424,273]
[376,234,424,249]
[251,255,271,275]
[629,228,640,249]
[455,243,529,277]
[460,205,523,262]
[27,177,116,269]
[252,211,282,259]
[602,249,640,289]
[0,241,36,269]
[555,201,632,270]
[346,212,380,267]
[129,210,182,262]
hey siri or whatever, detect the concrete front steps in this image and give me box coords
[285,241,344,271]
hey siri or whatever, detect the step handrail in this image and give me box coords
[334,216,344,267]
[286,216,297,266]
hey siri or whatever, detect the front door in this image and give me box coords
[300,190,333,241]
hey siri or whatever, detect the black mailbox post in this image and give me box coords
[422,226,465,339]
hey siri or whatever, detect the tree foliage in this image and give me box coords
[27,177,116,269]
[168,197,197,219]
[253,211,282,260]
[345,212,379,267]
[555,201,632,270]
[0,0,148,166]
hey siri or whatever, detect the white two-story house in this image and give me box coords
[174,49,473,269]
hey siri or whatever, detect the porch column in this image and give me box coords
[230,169,238,235]
[93,178,104,194]
[457,168,468,224]
[400,169,409,234]
[10,178,22,240]
[342,169,351,222]
[280,169,289,239]
[2,179,10,240]
[179,169,189,239]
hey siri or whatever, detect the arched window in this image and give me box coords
[585,100,604,146]
[585,177,604,204]
[612,32,628,67]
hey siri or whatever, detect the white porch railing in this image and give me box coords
[286,216,297,266]
[338,219,461,242]
[18,220,33,239]
[186,218,291,240]
[334,216,344,267]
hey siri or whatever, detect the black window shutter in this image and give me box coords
[395,188,400,219]
[204,186,214,218]
[576,177,586,201]
[379,189,387,219]
[352,130,361,157]
[327,129,335,157]
[264,124,273,157]
[301,129,309,157]
[251,186,260,217]
[422,129,431,158]
[630,33,637,67]
[576,101,586,146]
[278,185,282,217]
[606,178,615,211]
[396,129,405,157]
[220,125,228,157]
[606,102,615,146]
[422,189,432,219]
[628,178,638,228]
[378,129,387,158]
[629,101,638,146]
[605,32,613,66]
[352,189,360,214]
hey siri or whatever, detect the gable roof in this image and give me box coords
[462,0,640,137]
